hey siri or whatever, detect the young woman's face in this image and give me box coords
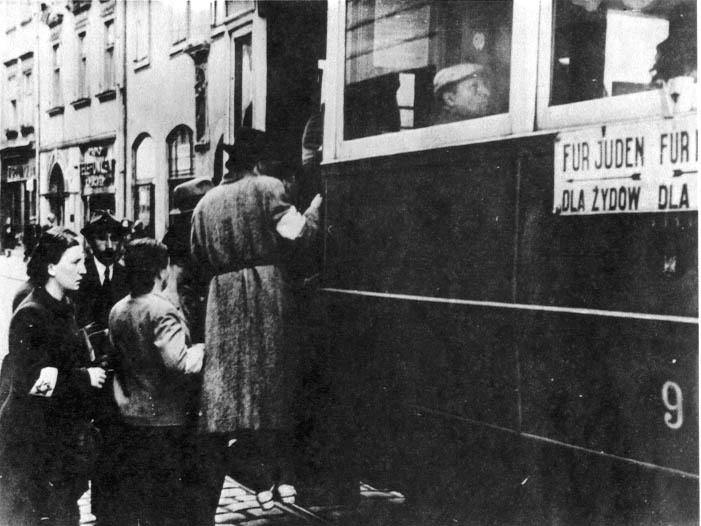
[49,245,86,292]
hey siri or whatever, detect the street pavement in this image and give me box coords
[0,249,407,525]
[75,477,406,525]
[0,247,29,361]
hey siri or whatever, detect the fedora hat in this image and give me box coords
[170,177,214,216]
[81,210,130,237]
[223,127,270,171]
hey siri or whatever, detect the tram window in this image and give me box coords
[344,0,512,140]
[550,0,697,106]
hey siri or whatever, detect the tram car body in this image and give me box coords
[316,0,698,523]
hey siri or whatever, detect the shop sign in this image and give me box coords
[554,115,697,215]
[80,158,115,195]
[4,162,35,183]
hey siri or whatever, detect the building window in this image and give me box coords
[550,1,696,106]
[10,101,18,131]
[234,33,252,128]
[77,32,88,98]
[5,62,18,130]
[343,0,512,140]
[171,0,190,45]
[210,0,218,25]
[103,20,115,88]
[167,126,194,210]
[21,63,32,127]
[133,134,156,237]
[52,44,62,107]
[224,0,253,19]
[134,0,151,63]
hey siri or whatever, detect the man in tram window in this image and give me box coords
[432,63,492,125]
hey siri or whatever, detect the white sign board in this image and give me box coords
[554,115,697,215]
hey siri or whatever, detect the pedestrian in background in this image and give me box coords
[190,127,322,523]
[23,217,41,262]
[0,227,106,526]
[108,238,204,526]
[161,177,213,345]
[42,213,57,232]
[3,217,16,257]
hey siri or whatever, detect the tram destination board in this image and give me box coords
[554,115,697,215]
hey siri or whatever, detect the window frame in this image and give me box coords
[103,19,115,89]
[324,0,540,163]
[133,0,151,69]
[52,44,62,107]
[535,0,681,130]
[77,31,88,99]
[228,18,266,140]
[170,0,191,48]
[132,133,156,238]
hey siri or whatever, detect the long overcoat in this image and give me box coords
[0,287,97,523]
[191,174,319,433]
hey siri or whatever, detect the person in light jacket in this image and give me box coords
[108,238,204,526]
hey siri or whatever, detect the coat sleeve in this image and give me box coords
[268,178,320,242]
[153,311,200,374]
[190,206,214,280]
[9,307,92,401]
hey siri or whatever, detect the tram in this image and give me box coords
[311,0,698,523]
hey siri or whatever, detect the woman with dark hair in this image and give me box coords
[108,238,204,526]
[0,227,107,526]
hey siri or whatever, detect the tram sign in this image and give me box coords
[553,115,697,215]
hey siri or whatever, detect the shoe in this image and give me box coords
[257,489,275,510]
[276,484,297,505]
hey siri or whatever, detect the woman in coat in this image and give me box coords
[0,227,107,526]
[190,127,322,522]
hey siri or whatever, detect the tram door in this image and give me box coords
[262,1,327,173]
[261,0,347,500]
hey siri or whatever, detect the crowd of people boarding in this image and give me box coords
[0,127,323,526]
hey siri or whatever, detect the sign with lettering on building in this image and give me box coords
[553,115,697,215]
[80,145,115,195]
[4,162,35,183]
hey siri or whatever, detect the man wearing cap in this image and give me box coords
[162,177,213,346]
[75,210,130,526]
[433,63,492,124]
[75,210,130,330]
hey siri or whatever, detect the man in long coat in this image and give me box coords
[190,127,322,524]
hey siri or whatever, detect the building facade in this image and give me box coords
[38,0,125,233]
[0,0,325,239]
[0,0,38,241]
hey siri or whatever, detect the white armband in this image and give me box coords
[29,367,58,397]
[276,206,306,240]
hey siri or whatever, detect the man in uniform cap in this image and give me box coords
[433,62,492,124]
[75,209,130,526]
[76,210,130,330]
